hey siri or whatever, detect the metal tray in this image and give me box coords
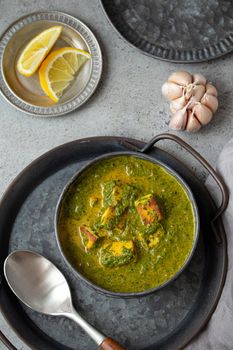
[100,0,233,62]
[0,12,102,117]
[0,135,227,350]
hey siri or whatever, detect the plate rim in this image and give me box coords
[0,11,102,117]
[0,135,228,350]
[100,0,233,63]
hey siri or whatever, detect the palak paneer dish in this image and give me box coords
[59,156,195,293]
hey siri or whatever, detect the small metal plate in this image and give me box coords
[0,137,227,350]
[0,12,102,116]
[100,0,233,62]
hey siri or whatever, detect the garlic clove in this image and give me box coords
[184,83,194,99]
[168,71,192,86]
[169,107,187,130]
[193,103,213,125]
[192,73,207,85]
[188,84,206,109]
[201,93,218,113]
[161,81,183,101]
[206,83,218,96]
[170,94,187,113]
[186,110,202,132]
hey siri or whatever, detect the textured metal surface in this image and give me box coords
[101,0,233,62]
[0,137,227,350]
[0,11,102,116]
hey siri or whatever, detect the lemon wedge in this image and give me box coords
[39,47,91,102]
[17,26,62,77]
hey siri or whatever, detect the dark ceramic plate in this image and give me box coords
[100,0,233,62]
[0,136,227,350]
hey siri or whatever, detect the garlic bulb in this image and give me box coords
[161,71,218,132]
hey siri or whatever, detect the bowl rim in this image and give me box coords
[54,151,200,298]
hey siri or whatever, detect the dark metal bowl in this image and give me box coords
[55,144,200,298]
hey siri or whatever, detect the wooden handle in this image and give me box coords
[100,337,126,350]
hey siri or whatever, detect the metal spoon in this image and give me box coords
[4,250,125,350]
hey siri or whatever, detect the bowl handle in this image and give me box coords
[139,133,229,243]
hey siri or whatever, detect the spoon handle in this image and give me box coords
[99,337,125,350]
[66,309,125,349]
[0,330,17,350]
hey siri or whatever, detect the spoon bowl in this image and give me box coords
[4,250,125,350]
[4,250,72,315]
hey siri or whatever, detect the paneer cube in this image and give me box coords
[135,194,163,225]
[138,225,165,250]
[100,240,135,267]
[79,225,98,250]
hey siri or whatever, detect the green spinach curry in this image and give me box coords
[59,156,195,293]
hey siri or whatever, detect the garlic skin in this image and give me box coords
[188,84,205,109]
[162,71,218,132]
[168,71,192,86]
[193,103,213,125]
[192,73,206,85]
[170,94,186,113]
[161,81,183,101]
[206,83,218,97]
[201,93,218,113]
[186,110,202,132]
[169,106,187,130]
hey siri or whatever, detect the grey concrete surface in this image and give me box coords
[0,0,233,349]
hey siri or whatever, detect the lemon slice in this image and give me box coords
[39,47,91,102]
[17,26,62,77]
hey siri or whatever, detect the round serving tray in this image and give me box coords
[0,136,227,350]
[100,0,233,62]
